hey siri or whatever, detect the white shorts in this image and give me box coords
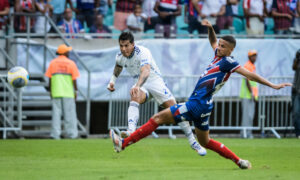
[132,77,175,105]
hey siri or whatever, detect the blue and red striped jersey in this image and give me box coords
[189,49,240,101]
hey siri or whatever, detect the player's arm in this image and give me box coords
[235,66,292,90]
[201,19,217,50]
[107,64,123,92]
[131,64,150,96]
[136,64,150,88]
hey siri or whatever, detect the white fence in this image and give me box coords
[108,75,293,138]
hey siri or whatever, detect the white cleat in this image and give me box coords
[109,129,123,153]
[238,159,252,169]
[191,141,207,156]
[120,130,132,138]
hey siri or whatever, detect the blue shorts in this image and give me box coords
[170,100,213,131]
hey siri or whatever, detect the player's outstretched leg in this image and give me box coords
[110,118,159,153]
[178,121,206,156]
[205,139,252,169]
[110,129,122,153]
[121,101,140,138]
[195,128,251,169]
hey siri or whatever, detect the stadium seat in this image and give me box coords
[220,29,231,35]
[233,17,246,34]
[264,17,275,35]
[176,8,189,38]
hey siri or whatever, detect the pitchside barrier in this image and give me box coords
[0,75,23,139]
[108,75,293,138]
[258,77,293,138]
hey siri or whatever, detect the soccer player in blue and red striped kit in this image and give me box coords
[110,19,292,169]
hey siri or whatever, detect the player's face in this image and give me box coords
[119,40,135,57]
[217,39,234,57]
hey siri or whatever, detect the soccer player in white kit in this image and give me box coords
[107,32,206,156]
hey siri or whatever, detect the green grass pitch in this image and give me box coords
[0,138,299,180]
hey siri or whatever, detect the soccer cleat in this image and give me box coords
[238,159,252,169]
[191,141,207,156]
[109,129,123,153]
[120,130,132,138]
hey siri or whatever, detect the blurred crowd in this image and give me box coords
[0,0,300,38]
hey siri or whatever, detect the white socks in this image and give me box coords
[127,101,140,133]
[178,121,197,145]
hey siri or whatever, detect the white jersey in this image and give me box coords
[116,45,162,80]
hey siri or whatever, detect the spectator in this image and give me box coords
[126,4,146,33]
[45,44,80,140]
[58,8,85,38]
[14,0,36,32]
[200,0,226,34]
[184,0,205,34]
[75,0,100,30]
[89,14,111,37]
[97,0,112,16]
[0,0,9,31]
[243,0,267,35]
[292,49,300,138]
[271,0,293,34]
[34,0,53,34]
[50,0,75,25]
[239,50,258,139]
[114,0,142,31]
[143,0,159,32]
[217,0,239,31]
[154,0,182,38]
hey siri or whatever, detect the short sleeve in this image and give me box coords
[139,48,152,67]
[220,57,240,73]
[115,53,123,66]
[243,0,249,9]
[71,61,80,80]
[126,14,135,26]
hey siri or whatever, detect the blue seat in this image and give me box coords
[233,17,245,33]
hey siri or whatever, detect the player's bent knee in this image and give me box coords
[152,110,174,125]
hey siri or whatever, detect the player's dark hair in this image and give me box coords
[119,32,134,44]
[221,36,236,48]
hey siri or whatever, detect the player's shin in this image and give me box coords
[178,121,197,145]
[205,139,240,164]
[122,118,158,149]
[179,121,206,156]
[127,101,139,133]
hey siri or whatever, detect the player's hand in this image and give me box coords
[272,83,292,90]
[201,19,212,27]
[107,82,115,92]
[130,86,140,97]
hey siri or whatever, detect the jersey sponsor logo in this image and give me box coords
[201,121,209,126]
[141,59,148,63]
[201,112,211,118]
